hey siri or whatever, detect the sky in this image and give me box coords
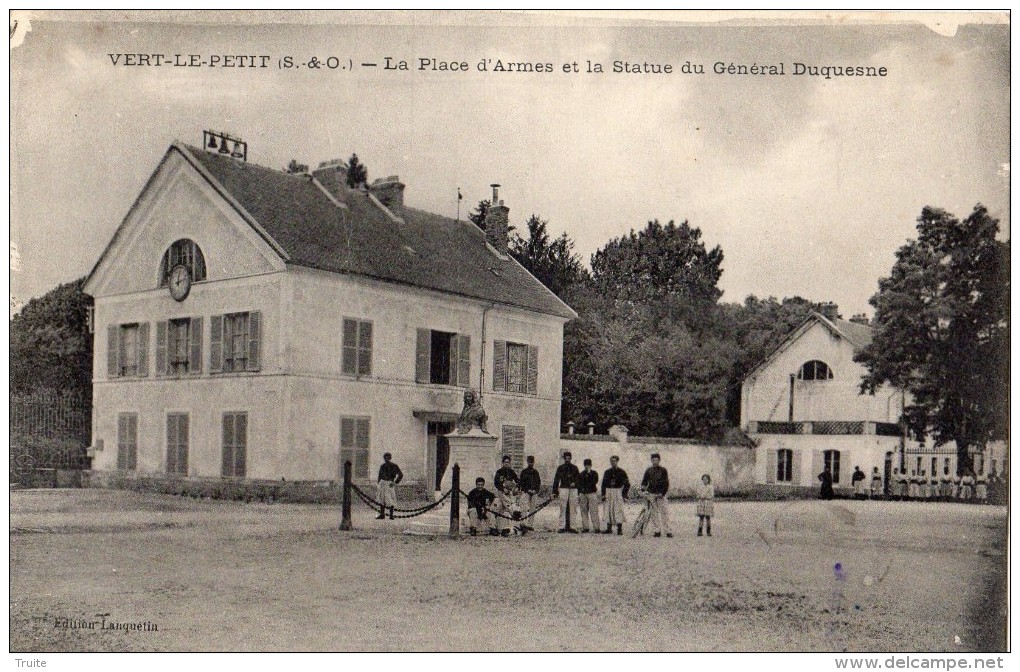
[9,11,1010,318]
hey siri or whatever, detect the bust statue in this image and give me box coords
[456,389,488,434]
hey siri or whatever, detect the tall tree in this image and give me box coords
[10,277,94,395]
[468,199,490,230]
[284,159,309,174]
[509,214,587,297]
[345,153,368,188]
[855,205,1009,473]
[590,219,724,329]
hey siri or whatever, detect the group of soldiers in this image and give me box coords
[839,464,1003,503]
[465,450,676,538]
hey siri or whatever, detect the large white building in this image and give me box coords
[741,307,1005,494]
[84,137,575,493]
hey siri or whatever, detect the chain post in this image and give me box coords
[340,460,353,531]
[449,463,460,537]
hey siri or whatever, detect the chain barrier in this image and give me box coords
[350,483,453,519]
[460,490,555,521]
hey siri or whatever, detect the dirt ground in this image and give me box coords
[9,489,1007,652]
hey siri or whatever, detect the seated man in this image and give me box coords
[466,477,496,536]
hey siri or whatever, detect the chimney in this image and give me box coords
[484,184,509,255]
[849,313,870,326]
[818,302,840,321]
[311,159,350,202]
[368,175,405,208]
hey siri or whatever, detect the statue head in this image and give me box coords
[463,389,477,406]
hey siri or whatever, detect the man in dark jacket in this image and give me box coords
[577,459,601,533]
[376,452,403,519]
[640,453,672,538]
[518,455,541,532]
[602,456,630,535]
[466,477,496,536]
[553,451,580,533]
[493,455,520,537]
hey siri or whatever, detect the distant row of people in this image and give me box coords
[826,464,1004,503]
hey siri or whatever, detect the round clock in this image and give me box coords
[168,264,192,301]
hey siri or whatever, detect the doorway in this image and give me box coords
[427,421,456,491]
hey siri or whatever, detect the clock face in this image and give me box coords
[168,265,192,301]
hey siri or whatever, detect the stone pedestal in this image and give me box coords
[440,428,500,493]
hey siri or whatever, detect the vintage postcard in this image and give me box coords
[8,10,1010,661]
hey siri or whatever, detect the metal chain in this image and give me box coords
[460,490,554,521]
[351,484,453,519]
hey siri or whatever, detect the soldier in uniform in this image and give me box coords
[518,455,541,532]
[466,477,496,536]
[601,455,630,535]
[940,468,954,501]
[897,469,909,500]
[577,459,601,533]
[376,452,403,519]
[641,453,673,538]
[959,470,976,501]
[493,455,520,537]
[553,451,580,533]
[851,466,867,499]
[870,467,883,499]
[975,470,989,504]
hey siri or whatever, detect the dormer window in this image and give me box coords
[798,360,833,381]
[159,239,207,287]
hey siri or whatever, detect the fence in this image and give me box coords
[11,390,91,486]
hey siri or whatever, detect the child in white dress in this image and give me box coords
[696,473,715,537]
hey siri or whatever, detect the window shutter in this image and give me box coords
[179,415,189,474]
[137,323,150,376]
[235,413,247,478]
[166,416,177,474]
[358,321,372,377]
[128,415,138,470]
[790,450,801,485]
[342,318,358,375]
[526,344,539,395]
[492,340,506,392]
[117,416,128,469]
[117,326,128,376]
[457,334,471,388]
[189,316,203,374]
[766,449,777,484]
[107,325,119,378]
[448,335,460,387]
[811,450,823,484]
[222,414,234,477]
[209,315,223,373]
[356,418,370,479]
[155,321,168,377]
[247,311,261,371]
[415,329,431,383]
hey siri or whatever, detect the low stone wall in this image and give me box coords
[558,435,755,497]
[83,470,426,505]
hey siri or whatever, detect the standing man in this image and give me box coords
[376,452,403,519]
[553,451,580,534]
[602,455,630,535]
[577,459,601,533]
[641,453,673,538]
[518,455,541,532]
[493,455,520,537]
[851,466,867,499]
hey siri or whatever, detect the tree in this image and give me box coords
[590,219,724,330]
[468,199,490,230]
[509,214,587,297]
[345,153,368,188]
[10,277,93,395]
[855,205,1009,473]
[284,159,309,174]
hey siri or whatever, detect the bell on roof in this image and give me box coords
[207,134,218,150]
[231,140,245,159]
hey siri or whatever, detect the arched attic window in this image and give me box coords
[798,360,833,381]
[158,239,207,287]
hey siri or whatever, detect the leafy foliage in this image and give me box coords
[468,199,490,230]
[509,215,587,297]
[856,205,1009,471]
[10,277,93,396]
[284,159,309,174]
[345,153,368,188]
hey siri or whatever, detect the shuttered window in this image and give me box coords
[501,425,526,471]
[222,412,248,478]
[210,311,261,373]
[117,413,138,471]
[342,318,373,377]
[156,317,202,376]
[492,341,538,395]
[340,417,371,479]
[824,449,841,484]
[110,323,149,378]
[414,329,471,387]
[777,448,793,482]
[166,413,189,475]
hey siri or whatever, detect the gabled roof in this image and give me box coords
[173,143,575,319]
[743,311,874,381]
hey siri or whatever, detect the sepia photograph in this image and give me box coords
[8,9,1010,661]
